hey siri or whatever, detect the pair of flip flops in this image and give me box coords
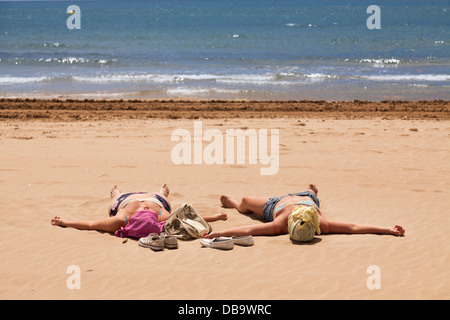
[200,235,254,250]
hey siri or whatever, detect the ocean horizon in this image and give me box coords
[0,0,449,101]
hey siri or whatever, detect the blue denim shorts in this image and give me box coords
[262,191,320,222]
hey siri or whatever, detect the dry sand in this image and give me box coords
[0,99,449,300]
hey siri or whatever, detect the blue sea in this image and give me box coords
[0,0,449,100]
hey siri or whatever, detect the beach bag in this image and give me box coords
[163,203,212,240]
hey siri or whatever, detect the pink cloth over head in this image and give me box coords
[115,210,165,239]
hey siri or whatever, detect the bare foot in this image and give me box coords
[160,184,170,197]
[220,195,239,209]
[308,184,318,196]
[51,217,67,227]
[110,185,121,199]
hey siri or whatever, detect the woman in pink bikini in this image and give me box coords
[50,184,227,239]
[204,184,405,242]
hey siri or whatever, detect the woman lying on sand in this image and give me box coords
[51,184,227,238]
[204,184,405,242]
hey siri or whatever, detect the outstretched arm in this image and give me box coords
[326,221,405,236]
[51,216,125,233]
[203,219,286,238]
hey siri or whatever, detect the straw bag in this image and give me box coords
[164,203,212,240]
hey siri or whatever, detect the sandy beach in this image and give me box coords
[0,99,449,300]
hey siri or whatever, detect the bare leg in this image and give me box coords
[220,195,269,218]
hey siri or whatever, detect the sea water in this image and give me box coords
[0,0,449,100]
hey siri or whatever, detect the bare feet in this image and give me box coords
[308,184,318,196]
[160,184,170,197]
[220,195,239,209]
[51,216,67,227]
[110,185,121,199]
